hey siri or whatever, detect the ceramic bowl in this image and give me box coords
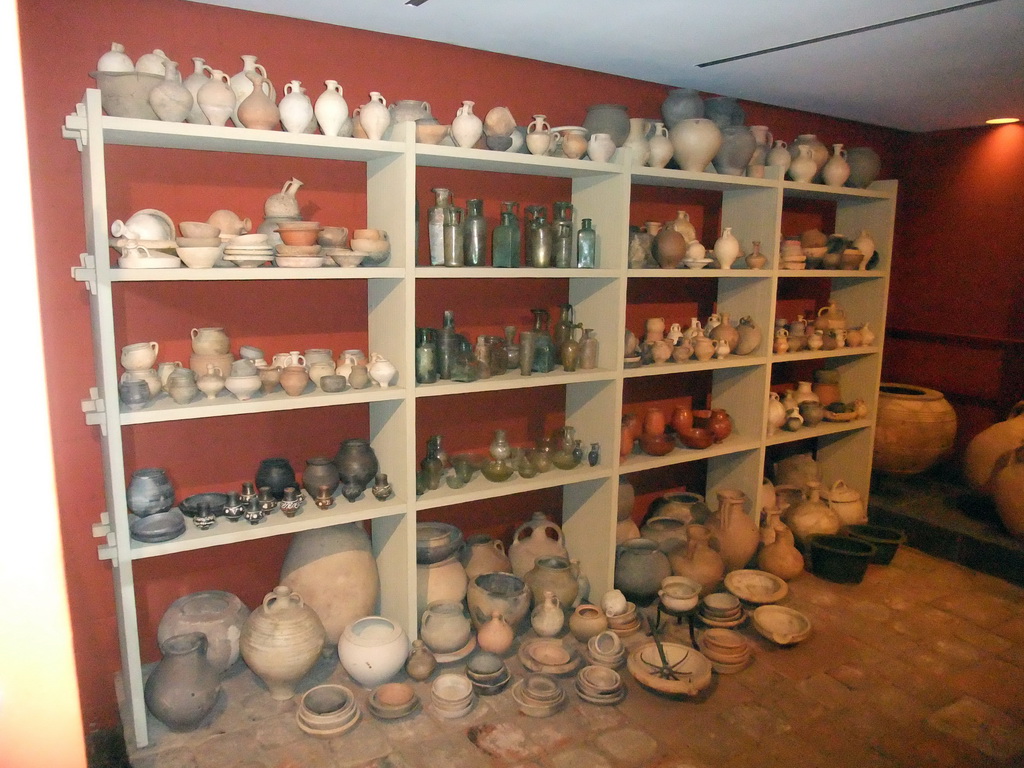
[466,651,505,677]
[843,524,907,564]
[350,238,390,255]
[702,592,740,615]
[91,71,163,119]
[430,673,474,712]
[231,233,271,246]
[176,246,223,269]
[296,684,360,738]
[178,492,228,518]
[275,244,322,256]
[325,248,364,268]
[317,226,349,248]
[275,255,326,268]
[352,228,385,241]
[179,221,220,239]
[415,521,464,564]
[176,237,223,248]
[374,682,414,708]
[318,374,348,393]
[809,534,875,583]
[639,433,674,456]
[682,258,713,270]
[658,577,701,612]
[277,228,321,246]
[752,605,812,645]
[416,123,450,144]
[724,569,789,604]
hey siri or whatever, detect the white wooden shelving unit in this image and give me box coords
[65,89,896,748]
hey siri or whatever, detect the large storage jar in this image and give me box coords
[873,384,957,474]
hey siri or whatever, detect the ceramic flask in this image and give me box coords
[647,121,673,168]
[279,80,315,134]
[148,60,193,123]
[451,100,483,148]
[229,54,274,126]
[358,91,390,141]
[236,72,279,130]
[144,632,221,731]
[314,80,349,137]
[196,69,235,127]
[182,57,212,124]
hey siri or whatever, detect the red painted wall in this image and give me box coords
[18,0,908,732]
[884,124,1024,452]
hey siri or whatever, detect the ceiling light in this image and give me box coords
[986,117,1020,125]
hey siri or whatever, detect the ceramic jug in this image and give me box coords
[229,55,274,126]
[419,600,472,654]
[788,144,817,183]
[648,121,673,168]
[587,132,616,163]
[614,538,671,606]
[240,586,325,700]
[314,80,349,137]
[196,69,235,127]
[823,143,851,187]
[509,511,568,577]
[524,555,579,609]
[148,60,192,123]
[477,611,514,654]
[236,72,279,130]
[757,508,805,580]
[713,227,742,269]
[144,632,221,731]
[531,591,565,637]
[766,140,791,171]
[358,91,390,141]
[451,100,483,148]
[368,353,397,388]
[461,534,512,580]
[784,481,842,548]
[182,57,212,124]
[623,117,650,166]
[667,524,724,596]
[279,80,314,134]
[97,42,134,72]
[709,489,759,571]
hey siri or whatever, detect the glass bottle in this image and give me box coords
[421,437,444,490]
[561,323,582,371]
[579,328,599,369]
[437,310,461,380]
[474,335,493,379]
[492,202,520,268]
[530,308,556,373]
[415,327,439,384]
[428,187,452,266]
[464,198,486,266]
[553,220,573,268]
[588,442,600,467]
[490,429,511,460]
[450,337,479,382]
[553,303,575,357]
[526,205,552,268]
[577,218,597,268]
[442,205,465,267]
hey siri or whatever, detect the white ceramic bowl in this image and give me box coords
[177,246,223,269]
[179,221,220,239]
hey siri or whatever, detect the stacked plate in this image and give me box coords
[605,601,641,635]
[295,684,360,738]
[575,665,625,705]
[698,591,746,628]
[275,243,326,268]
[585,630,626,668]
[511,673,566,717]
[224,233,273,268]
[367,682,420,720]
[698,628,753,674]
[682,257,713,270]
[430,672,476,719]
[465,651,512,696]
[518,637,582,675]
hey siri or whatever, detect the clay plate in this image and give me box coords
[752,605,812,646]
[724,569,789,604]
[626,642,712,697]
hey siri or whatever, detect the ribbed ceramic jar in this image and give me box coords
[240,586,325,700]
[144,632,221,731]
[338,615,410,687]
[279,523,379,646]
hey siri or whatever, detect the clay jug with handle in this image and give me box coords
[709,489,759,572]
[509,511,568,577]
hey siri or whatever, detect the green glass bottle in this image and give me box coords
[577,218,597,268]
[492,210,521,268]
[464,198,486,266]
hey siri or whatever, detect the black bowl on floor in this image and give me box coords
[809,534,876,583]
[844,524,907,565]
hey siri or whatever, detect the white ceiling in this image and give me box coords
[191,0,1023,132]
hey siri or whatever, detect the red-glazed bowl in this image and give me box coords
[679,428,714,450]
[639,433,675,456]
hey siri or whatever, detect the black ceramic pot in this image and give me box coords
[809,534,875,583]
[126,468,175,517]
[302,457,340,498]
[843,524,907,565]
[255,458,296,500]
[333,439,379,502]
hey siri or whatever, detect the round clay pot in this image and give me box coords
[416,554,468,617]
[661,88,704,128]
[467,571,530,630]
[338,616,410,688]
[126,467,175,517]
[873,384,957,475]
[614,538,671,606]
[582,104,630,146]
[255,457,296,500]
[334,438,379,502]
[669,118,722,172]
[568,603,609,642]
[302,457,340,498]
[157,590,250,674]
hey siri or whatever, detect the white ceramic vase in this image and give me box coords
[766,140,791,171]
[182,57,212,124]
[279,80,314,134]
[647,121,673,168]
[196,69,235,128]
[314,80,349,137]
[669,118,722,172]
[451,100,483,148]
[823,143,851,187]
[367,352,397,388]
[713,227,741,269]
[587,132,616,163]
[358,91,390,141]
[788,145,817,183]
[623,117,651,166]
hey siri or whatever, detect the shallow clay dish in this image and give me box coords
[724,569,789,604]
[519,638,580,674]
[627,642,712,697]
[752,605,812,646]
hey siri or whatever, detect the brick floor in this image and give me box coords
[121,545,1024,768]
